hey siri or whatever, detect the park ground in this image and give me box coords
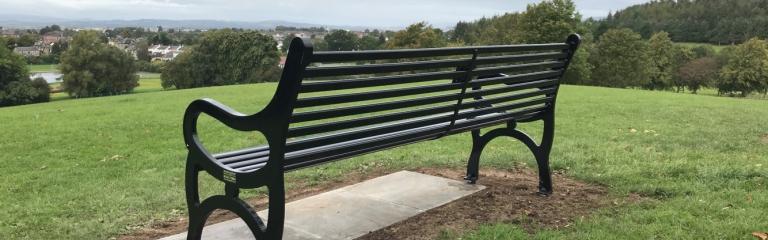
[0,80,766,239]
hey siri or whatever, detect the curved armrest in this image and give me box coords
[183,98,260,149]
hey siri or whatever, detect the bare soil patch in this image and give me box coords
[123,167,615,240]
[359,168,610,239]
[761,133,768,144]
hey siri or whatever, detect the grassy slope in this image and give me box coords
[676,42,728,53]
[28,64,58,73]
[0,84,766,239]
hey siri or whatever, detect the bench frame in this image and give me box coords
[181,34,580,239]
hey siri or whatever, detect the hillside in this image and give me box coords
[596,0,768,44]
[0,84,766,239]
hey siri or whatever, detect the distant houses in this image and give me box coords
[148,45,184,61]
[42,31,66,45]
[14,46,43,57]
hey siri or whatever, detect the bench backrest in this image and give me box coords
[266,34,580,168]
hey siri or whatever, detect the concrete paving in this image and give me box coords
[159,171,485,240]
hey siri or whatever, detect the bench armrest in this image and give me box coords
[183,98,259,150]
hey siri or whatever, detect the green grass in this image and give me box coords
[676,42,729,53]
[28,64,59,73]
[0,84,766,239]
[50,74,164,101]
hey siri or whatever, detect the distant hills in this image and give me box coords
[0,14,383,31]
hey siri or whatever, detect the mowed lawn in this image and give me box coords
[0,84,766,239]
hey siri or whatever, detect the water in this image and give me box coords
[30,72,63,84]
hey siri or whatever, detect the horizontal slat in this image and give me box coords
[292,92,459,123]
[288,88,555,137]
[473,62,565,77]
[287,114,454,152]
[213,146,268,159]
[283,107,547,171]
[449,107,548,134]
[474,52,568,65]
[311,43,569,62]
[294,69,562,109]
[300,61,563,93]
[287,96,552,151]
[300,71,463,93]
[234,105,549,172]
[304,58,472,78]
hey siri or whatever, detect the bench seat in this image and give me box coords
[214,106,547,173]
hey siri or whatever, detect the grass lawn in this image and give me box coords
[50,73,165,101]
[676,42,729,53]
[28,64,59,73]
[0,84,766,239]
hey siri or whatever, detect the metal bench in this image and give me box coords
[182,34,581,239]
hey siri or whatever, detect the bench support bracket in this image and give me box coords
[464,112,555,195]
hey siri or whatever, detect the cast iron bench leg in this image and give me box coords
[464,114,555,196]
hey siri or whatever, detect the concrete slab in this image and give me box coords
[159,171,485,240]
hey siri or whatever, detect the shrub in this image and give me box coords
[161,29,281,89]
[0,40,50,106]
[59,31,138,97]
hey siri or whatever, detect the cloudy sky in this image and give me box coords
[0,0,649,27]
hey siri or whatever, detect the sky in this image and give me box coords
[0,0,650,28]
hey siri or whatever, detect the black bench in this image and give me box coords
[182,34,580,239]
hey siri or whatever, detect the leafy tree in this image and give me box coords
[518,0,581,43]
[562,41,593,85]
[16,34,38,47]
[690,45,717,59]
[281,34,296,53]
[590,28,651,88]
[645,32,676,90]
[677,57,719,94]
[358,35,382,50]
[150,32,173,45]
[39,25,61,35]
[161,29,281,89]
[59,31,138,97]
[324,30,359,51]
[134,39,151,62]
[0,41,49,106]
[718,38,768,96]
[595,0,768,44]
[669,45,694,92]
[312,38,329,51]
[386,22,447,49]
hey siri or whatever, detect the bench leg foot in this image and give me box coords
[535,154,553,196]
[465,130,483,184]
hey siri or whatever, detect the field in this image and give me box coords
[0,84,766,239]
[676,42,728,53]
[28,64,59,73]
[50,72,164,101]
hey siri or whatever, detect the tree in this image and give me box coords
[281,34,296,53]
[562,41,593,85]
[386,22,447,49]
[324,30,358,51]
[677,57,719,94]
[358,35,382,50]
[39,25,61,35]
[59,31,138,97]
[134,39,151,62]
[161,29,281,89]
[0,41,49,106]
[645,32,676,90]
[590,28,651,88]
[518,0,581,43]
[718,38,768,96]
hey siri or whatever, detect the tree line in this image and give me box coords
[595,0,768,44]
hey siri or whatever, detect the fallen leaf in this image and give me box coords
[753,232,768,240]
